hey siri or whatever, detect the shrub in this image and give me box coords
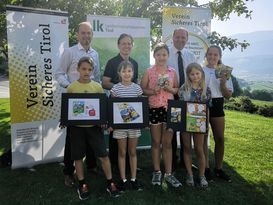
[224,97,240,111]
[224,96,258,113]
[237,96,258,113]
[257,105,273,117]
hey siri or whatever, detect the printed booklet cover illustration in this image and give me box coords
[113,102,143,124]
[158,74,169,87]
[68,98,100,120]
[215,64,233,80]
[186,102,207,133]
[170,107,182,123]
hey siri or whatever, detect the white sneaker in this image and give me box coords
[164,173,182,188]
[200,176,208,187]
[186,175,195,187]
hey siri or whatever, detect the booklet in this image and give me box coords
[215,64,233,80]
[118,103,140,123]
[157,74,169,87]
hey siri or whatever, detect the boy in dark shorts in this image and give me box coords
[67,57,119,200]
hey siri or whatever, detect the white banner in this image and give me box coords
[6,5,68,168]
[162,7,212,63]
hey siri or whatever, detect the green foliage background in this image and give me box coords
[0,0,253,64]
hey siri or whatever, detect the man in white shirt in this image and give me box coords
[167,27,197,171]
[56,22,100,86]
[56,22,100,187]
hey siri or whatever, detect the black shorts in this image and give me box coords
[70,126,108,160]
[149,107,167,124]
[209,97,225,117]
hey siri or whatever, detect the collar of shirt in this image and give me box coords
[77,42,93,53]
[172,46,187,57]
[117,53,132,61]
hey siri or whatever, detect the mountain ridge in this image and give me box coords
[222,30,273,83]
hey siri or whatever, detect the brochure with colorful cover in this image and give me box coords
[73,101,85,116]
[157,74,169,87]
[215,64,233,80]
[118,103,140,123]
[186,103,207,133]
[170,107,182,123]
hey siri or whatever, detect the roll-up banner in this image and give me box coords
[6,5,68,168]
[162,7,212,63]
[86,15,151,148]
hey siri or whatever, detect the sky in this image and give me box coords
[198,0,273,36]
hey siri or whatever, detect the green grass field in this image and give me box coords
[252,99,273,106]
[248,81,273,92]
[0,98,10,155]
[0,98,272,205]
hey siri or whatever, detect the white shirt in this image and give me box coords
[55,43,100,88]
[167,45,197,85]
[203,66,234,98]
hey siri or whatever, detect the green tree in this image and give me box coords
[0,0,253,67]
[242,87,252,98]
[251,89,273,101]
[231,75,243,97]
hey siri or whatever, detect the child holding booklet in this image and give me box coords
[110,61,143,192]
[203,45,233,182]
[178,62,211,187]
[67,57,119,200]
[141,43,182,188]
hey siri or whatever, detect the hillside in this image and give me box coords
[222,30,273,89]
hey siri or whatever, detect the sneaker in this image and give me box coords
[199,176,208,188]
[205,168,214,181]
[214,168,231,182]
[130,180,143,191]
[151,171,162,186]
[64,175,75,187]
[106,182,120,198]
[117,180,128,193]
[185,175,195,187]
[164,174,182,188]
[77,184,89,200]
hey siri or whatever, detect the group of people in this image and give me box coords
[55,21,234,201]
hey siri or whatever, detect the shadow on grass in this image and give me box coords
[0,106,271,205]
[0,109,10,153]
[0,149,272,205]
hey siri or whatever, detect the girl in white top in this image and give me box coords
[203,45,233,182]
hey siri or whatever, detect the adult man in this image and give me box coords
[167,27,197,170]
[56,21,100,187]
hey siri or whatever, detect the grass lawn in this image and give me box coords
[0,98,272,205]
[251,99,273,106]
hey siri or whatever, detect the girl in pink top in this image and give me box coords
[141,43,181,187]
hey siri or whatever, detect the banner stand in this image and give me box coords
[6,5,68,169]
